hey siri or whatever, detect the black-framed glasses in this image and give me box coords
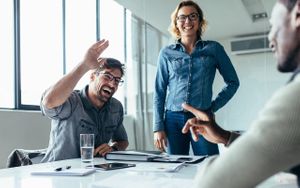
[176,12,199,22]
[99,72,124,86]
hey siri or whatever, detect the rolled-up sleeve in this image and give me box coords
[40,92,77,120]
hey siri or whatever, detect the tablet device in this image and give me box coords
[86,162,136,171]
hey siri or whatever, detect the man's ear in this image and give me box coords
[295,0,300,28]
[90,71,97,81]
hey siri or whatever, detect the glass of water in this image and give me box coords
[80,134,94,162]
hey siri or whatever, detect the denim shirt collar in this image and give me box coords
[79,85,110,112]
[170,39,204,51]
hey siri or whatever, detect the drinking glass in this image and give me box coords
[80,134,94,162]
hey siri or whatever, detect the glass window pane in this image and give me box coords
[20,0,63,105]
[0,1,14,108]
[125,14,145,115]
[65,0,96,90]
[146,25,160,66]
[100,0,125,105]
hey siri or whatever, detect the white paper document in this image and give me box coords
[129,162,187,173]
[31,168,96,176]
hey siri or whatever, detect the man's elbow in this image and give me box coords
[42,96,56,109]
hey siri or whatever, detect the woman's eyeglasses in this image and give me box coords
[176,12,199,22]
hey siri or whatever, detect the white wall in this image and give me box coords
[114,0,174,35]
[0,110,136,169]
[0,110,50,169]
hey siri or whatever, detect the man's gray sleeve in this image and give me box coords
[40,92,78,120]
[112,123,128,141]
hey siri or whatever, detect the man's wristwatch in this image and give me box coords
[111,145,119,151]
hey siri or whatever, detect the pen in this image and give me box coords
[55,165,72,171]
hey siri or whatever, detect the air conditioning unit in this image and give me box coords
[230,34,271,55]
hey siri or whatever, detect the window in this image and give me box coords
[65,0,96,90]
[0,0,14,108]
[20,0,63,106]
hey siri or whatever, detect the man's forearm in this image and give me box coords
[42,62,89,109]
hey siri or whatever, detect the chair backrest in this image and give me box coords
[6,148,46,168]
[289,164,300,187]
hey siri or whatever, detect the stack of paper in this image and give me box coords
[31,168,96,176]
[105,150,207,164]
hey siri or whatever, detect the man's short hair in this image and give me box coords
[96,58,125,77]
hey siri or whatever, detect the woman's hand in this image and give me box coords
[154,131,168,152]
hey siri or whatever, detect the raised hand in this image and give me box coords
[83,39,109,70]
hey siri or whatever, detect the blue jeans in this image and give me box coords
[165,111,219,156]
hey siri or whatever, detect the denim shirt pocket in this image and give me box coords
[169,58,189,77]
[103,124,118,142]
[199,55,216,69]
[105,125,117,134]
[77,119,98,135]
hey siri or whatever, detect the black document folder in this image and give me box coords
[104,150,207,164]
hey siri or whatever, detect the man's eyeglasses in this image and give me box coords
[176,12,199,22]
[98,72,124,86]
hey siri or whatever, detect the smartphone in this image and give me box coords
[86,162,136,171]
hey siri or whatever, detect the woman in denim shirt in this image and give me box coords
[153,0,239,156]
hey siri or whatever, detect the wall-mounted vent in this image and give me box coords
[230,34,271,55]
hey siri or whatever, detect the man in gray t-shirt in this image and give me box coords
[40,39,128,162]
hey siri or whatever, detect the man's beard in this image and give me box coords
[94,85,112,103]
[97,91,112,103]
[278,42,300,73]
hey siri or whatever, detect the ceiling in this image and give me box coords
[115,0,277,40]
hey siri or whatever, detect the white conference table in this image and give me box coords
[0,157,298,188]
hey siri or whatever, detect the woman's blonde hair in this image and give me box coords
[168,0,207,40]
